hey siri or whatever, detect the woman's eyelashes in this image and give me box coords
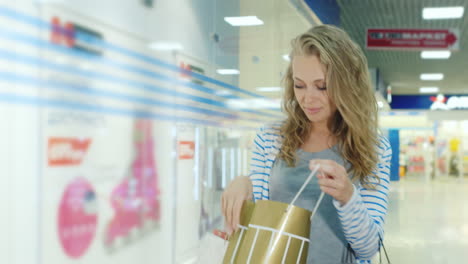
[318,86,327,91]
[293,84,327,90]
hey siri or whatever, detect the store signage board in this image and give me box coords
[391,95,468,110]
[366,28,459,50]
[431,95,468,110]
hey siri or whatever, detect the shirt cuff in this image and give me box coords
[332,184,359,212]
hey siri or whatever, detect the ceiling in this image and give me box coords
[337,0,468,95]
[237,0,468,100]
[238,0,311,97]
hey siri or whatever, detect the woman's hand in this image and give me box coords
[309,159,354,206]
[221,176,253,235]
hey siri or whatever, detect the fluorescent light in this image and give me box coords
[148,41,183,51]
[224,16,264,26]
[420,87,439,93]
[216,69,240,75]
[421,50,451,59]
[423,7,464,19]
[282,54,290,62]
[420,73,444,81]
[256,87,281,92]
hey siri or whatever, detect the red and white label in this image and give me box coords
[178,141,195,160]
[50,16,76,47]
[179,62,192,79]
[366,28,459,50]
[48,138,92,166]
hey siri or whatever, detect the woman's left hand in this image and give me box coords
[309,159,354,206]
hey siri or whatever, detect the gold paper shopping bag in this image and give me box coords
[223,165,324,264]
[223,200,255,263]
[234,200,311,263]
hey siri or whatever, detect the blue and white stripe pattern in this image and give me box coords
[248,122,392,263]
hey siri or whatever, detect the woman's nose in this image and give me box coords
[304,87,321,100]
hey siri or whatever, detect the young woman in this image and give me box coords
[221,25,392,263]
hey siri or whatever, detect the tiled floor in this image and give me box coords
[382,176,468,263]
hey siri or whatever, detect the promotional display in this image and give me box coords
[44,125,102,261]
[178,141,195,160]
[104,119,161,251]
[58,177,98,259]
[37,5,171,263]
[44,111,167,263]
[399,133,429,178]
[433,121,465,180]
[48,138,92,166]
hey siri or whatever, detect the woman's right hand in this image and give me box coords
[221,176,253,235]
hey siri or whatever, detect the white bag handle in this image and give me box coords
[286,164,325,221]
[264,165,325,262]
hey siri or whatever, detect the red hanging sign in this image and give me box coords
[366,28,459,50]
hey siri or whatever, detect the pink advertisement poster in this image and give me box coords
[104,119,161,250]
[57,177,98,258]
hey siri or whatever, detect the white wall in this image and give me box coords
[0,2,42,263]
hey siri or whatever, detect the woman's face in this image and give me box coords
[292,55,336,126]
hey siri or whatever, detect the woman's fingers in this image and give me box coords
[317,177,336,188]
[220,176,253,235]
[311,159,354,205]
[221,195,228,232]
[221,195,226,218]
[319,165,340,179]
[310,159,335,170]
[226,197,234,234]
[319,185,338,197]
[232,199,244,232]
[222,196,246,234]
[310,159,346,179]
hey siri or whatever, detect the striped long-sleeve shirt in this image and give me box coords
[249,122,392,263]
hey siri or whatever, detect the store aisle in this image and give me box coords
[383,178,468,263]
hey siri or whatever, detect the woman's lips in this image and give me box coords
[305,107,321,114]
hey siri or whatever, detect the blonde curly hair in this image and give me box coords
[279,24,379,185]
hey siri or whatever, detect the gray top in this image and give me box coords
[270,146,356,264]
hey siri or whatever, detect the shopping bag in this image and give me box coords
[378,235,391,264]
[223,166,323,264]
